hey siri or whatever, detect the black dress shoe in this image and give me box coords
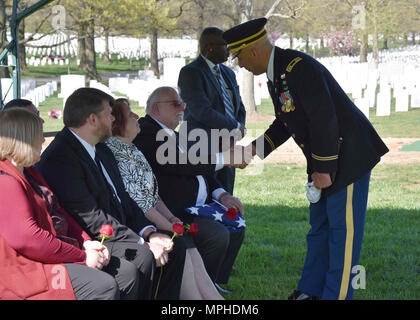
[215,283,232,294]
[288,289,319,300]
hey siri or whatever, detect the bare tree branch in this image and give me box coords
[25,35,79,49]
[266,0,305,20]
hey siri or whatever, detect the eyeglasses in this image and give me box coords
[155,100,185,108]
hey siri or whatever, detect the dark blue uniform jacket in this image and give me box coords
[253,47,389,196]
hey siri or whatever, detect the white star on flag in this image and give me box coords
[189,207,200,215]
[185,202,246,232]
[212,211,224,222]
[236,216,246,228]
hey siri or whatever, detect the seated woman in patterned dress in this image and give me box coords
[104,98,223,300]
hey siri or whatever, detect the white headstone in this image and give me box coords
[394,88,409,112]
[59,75,86,102]
[163,58,185,87]
[411,91,420,109]
[365,81,377,108]
[138,70,156,80]
[376,85,391,116]
[108,77,129,94]
[355,97,370,119]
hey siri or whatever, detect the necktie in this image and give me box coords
[94,152,122,211]
[214,65,235,120]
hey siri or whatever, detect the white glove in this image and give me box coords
[306,181,322,203]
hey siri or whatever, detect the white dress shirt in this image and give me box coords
[201,54,241,130]
[69,129,154,243]
[267,46,275,83]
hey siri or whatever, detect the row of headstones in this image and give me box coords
[25,33,320,63]
[354,85,420,119]
[23,82,57,108]
[1,78,36,103]
[24,34,198,61]
[320,53,420,118]
[24,32,75,57]
[96,37,198,60]
[27,56,70,67]
[1,78,57,108]
[59,75,118,108]
[55,57,419,117]
[26,45,75,59]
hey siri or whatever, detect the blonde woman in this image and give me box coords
[0,108,139,300]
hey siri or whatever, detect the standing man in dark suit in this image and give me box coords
[36,87,186,300]
[223,18,389,300]
[133,86,245,293]
[178,27,246,195]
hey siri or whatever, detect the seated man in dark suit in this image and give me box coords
[36,87,186,300]
[132,86,245,293]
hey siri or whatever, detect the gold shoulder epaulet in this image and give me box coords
[286,57,302,73]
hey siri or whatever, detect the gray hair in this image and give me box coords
[145,86,179,114]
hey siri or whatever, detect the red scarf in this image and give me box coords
[0,159,75,300]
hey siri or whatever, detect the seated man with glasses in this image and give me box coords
[133,86,245,294]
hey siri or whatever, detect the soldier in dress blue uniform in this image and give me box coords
[223,18,389,300]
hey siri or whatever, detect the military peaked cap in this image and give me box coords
[222,18,268,58]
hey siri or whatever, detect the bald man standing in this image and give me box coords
[223,18,389,300]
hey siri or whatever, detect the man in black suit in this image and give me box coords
[36,87,185,300]
[133,86,245,293]
[178,27,246,195]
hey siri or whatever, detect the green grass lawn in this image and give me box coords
[228,162,420,300]
[37,91,420,300]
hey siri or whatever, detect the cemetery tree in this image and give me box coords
[0,0,10,78]
[63,0,124,80]
[18,1,57,73]
[175,0,218,55]
[63,0,94,75]
[133,0,179,77]
[393,0,419,47]
[93,0,142,65]
[344,0,416,64]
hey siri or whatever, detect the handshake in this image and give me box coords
[222,143,256,169]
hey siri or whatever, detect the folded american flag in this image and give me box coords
[185,202,246,232]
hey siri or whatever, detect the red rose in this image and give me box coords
[98,224,114,244]
[99,224,114,237]
[226,207,238,220]
[172,223,185,235]
[188,223,199,236]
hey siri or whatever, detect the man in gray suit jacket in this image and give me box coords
[178,27,246,195]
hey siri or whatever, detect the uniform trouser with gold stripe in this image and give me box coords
[298,171,371,300]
